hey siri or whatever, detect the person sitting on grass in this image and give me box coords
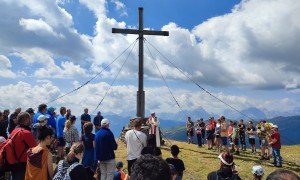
[166,145,185,180]
[207,152,241,180]
[252,165,264,180]
[113,161,126,180]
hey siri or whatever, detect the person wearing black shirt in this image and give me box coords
[166,145,185,180]
[0,110,9,139]
[238,119,246,151]
[8,107,21,134]
[93,111,103,133]
[81,108,91,134]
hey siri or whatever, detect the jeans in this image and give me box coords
[239,133,246,149]
[272,147,282,166]
[100,159,115,180]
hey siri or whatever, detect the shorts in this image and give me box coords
[221,137,228,146]
[260,138,268,147]
[234,138,239,145]
[249,138,255,145]
[58,137,66,147]
[215,134,221,138]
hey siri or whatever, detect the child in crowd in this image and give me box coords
[81,122,96,170]
[113,161,126,180]
[166,145,185,180]
[32,115,49,142]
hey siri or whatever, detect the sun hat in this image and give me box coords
[37,115,49,122]
[101,118,109,126]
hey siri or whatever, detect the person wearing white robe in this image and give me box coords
[148,112,160,147]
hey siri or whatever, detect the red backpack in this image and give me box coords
[0,129,28,172]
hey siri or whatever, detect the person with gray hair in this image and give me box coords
[95,118,118,180]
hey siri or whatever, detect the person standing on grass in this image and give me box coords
[64,115,79,154]
[125,118,147,177]
[246,121,257,153]
[186,117,194,144]
[195,120,202,147]
[93,111,104,133]
[269,124,282,168]
[220,116,229,152]
[231,122,240,155]
[199,118,206,144]
[81,122,96,170]
[95,118,118,180]
[238,119,246,151]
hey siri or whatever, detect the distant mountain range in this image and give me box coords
[162,116,300,145]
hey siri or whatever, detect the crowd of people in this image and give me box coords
[186,116,283,167]
[0,107,299,180]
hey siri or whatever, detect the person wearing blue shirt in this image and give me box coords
[46,107,56,132]
[95,119,118,180]
[33,104,47,124]
[56,107,66,163]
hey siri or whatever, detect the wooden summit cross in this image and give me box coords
[112,7,169,119]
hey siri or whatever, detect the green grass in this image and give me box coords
[115,139,300,180]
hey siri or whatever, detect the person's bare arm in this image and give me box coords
[47,152,54,179]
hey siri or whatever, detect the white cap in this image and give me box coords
[272,124,278,128]
[101,118,109,126]
[252,165,264,176]
[38,115,49,122]
[151,112,155,114]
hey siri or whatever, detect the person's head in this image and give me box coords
[266,169,300,180]
[229,120,233,125]
[25,108,35,120]
[233,122,237,127]
[3,109,10,117]
[83,122,93,134]
[84,108,88,114]
[187,117,191,122]
[38,126,53,145]
[101,118,109,128]
[116,161,123,170]
[47,107,56,115]
[60,107,66,115]
[131,154,171,180]
[15,107,21,114]
[248,121,253,127]
[66,109,71,115]
[37,115,49,126]
[218,152,235,169]
[38,104,47,114]
[133,118,142,130]
[151,112,155,117]
[170,145,180,157]
[272,125,279,132]
[66,142,85,163]
[97,111,101,116]
[65,115,76,130]
[217,119,221,124]
[17,112,31,126]
[252,165,264,180]
[200,118,203,122]
[220,116,225,123]
[239,119,244,124]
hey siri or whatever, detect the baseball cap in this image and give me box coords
[116,161,123,168]
[47,107,56,111]
[38,115,49,122]
[272,124,278,129]
[252,165,264,176]
[101,118,109,126]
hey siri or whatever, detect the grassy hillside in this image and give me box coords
[114,139,300,180]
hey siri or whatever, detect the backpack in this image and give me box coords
[53,160,80,180]
[0,129,28,172]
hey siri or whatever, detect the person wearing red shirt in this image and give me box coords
[10,112,37,180]
[269,124,282,168]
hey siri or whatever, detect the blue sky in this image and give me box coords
[0,0,300,118]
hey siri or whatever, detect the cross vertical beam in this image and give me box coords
[112,7,169,119]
